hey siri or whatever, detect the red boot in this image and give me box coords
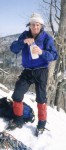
[6,101,24,130]
[13,101,23,116]
[38,103,47,128]
[35,103,47,136]
[37,103,47,121]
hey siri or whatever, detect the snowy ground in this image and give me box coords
[0,84,66,150]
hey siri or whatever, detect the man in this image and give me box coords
[8,13,58,134]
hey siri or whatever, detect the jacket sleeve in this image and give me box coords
[41,37,58,62]
[10,32,26,54]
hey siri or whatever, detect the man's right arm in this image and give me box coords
[10,32,26,54]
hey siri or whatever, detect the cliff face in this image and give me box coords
[0,33,22,68]
[0,34,19,53]
[0,34,22,89]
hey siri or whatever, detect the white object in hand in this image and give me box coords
[30,44,39,59]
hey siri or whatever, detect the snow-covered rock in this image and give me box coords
[0,84,66,150]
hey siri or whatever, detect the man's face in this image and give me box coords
[30,22,42,35]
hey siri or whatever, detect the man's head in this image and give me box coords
[27,13,44,37]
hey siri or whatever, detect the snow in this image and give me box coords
[0,84,66,150]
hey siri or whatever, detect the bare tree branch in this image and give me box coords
[54,17,59,25]
[55,14,60,20]
[54,0,60,21]
[49,0,55,35]
[43,0,61,11]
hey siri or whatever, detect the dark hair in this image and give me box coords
[26,23,30,27]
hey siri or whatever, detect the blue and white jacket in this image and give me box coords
[10,30,58,69]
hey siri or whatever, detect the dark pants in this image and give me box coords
[12,68,48,104]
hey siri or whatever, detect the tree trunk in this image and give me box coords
[58,0,66,35]
[55,0,66,112]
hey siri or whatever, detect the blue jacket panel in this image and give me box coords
[10,30,58,68]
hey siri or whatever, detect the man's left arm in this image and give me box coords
[41,37,58,62]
